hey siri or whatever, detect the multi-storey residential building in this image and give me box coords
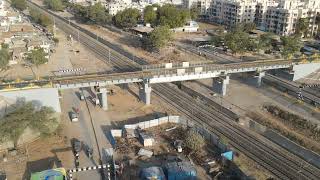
[186,0,320,36]
[257,0,320,36]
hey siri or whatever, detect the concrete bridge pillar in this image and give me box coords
[218,75,229,96]
[256,72,265,87]
[99,87,108,110]
[142,81,152,105]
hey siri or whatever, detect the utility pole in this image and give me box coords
[108,49,111,64]
[77,30,80,42]
[53,16,56,36]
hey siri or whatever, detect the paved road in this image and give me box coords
[62,89,101,180]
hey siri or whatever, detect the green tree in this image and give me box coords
[190,5,200,20]
[146,26,172,50]
[114,8,140,28]
[258,33,274,51]
[29,8,53,27]
[211,35,224,47]
[72,4,89,21]
[158,4,190,28]
[280,36,302,58]
[185,130,205,153]
[27,48,48,66]
[224,30,250,54]
[11,0,27,11]
[88,3,111,24]
[241,22,256,32]
[39,14,53,27]
[144,5,157,26]
[29,8,41,22]
[44,0,64,11]
[0,101,57,148]
[296,18,309,37]
[0,46,10,69]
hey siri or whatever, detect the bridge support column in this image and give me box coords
[255,72,265,87]
[143,81,152,105]
[218,76,229,96]
[99,88,108,110]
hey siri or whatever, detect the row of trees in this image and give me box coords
[144,4,195,29]
[71,3,112,25]
[0,100,58,148]
[211,24,302,58]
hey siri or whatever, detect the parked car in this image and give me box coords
[79,93,85,101]
[72,139,82,153]
[70,112,79,122]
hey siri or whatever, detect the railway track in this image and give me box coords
[26,1,320,179]
[154,83,320,180]
[264,74,320,105]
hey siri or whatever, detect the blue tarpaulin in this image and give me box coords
[221,151,233,161]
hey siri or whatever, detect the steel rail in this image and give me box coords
[154,83,320,179]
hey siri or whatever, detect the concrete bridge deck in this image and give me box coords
[1,58,319,91]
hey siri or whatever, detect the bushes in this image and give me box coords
[29,8,53,28]
[264,105,320,141]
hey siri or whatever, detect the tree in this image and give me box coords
[29,8,53,27]
[0,46,10,69]
[258,33,274,51]
[190,5,200,20]
[39,14,53,27]
[11,0,27,11]
[224,30,250,54]
[114,8,140,28]
[72,4,90,21]
[296,18,309,37]
[241,22,256,32]
[0,101,57,148]
[27,48,48,66]
[44,0,64,11]
[146,26,172,50]
[158,4,190,28]
[144,5,157,26]
[280,36,302,58]
[211,35,224,47]
[88,3,111,24]
[184,130,205,153]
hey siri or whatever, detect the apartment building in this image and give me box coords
[187,0,320,36]
[258,0,320,36]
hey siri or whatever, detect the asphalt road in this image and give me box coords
[62,89,102,180]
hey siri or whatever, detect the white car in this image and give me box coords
[70,112,79,122]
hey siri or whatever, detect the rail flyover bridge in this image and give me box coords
[1,58,320,110]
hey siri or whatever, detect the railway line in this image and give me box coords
[26,1,320,179]
[264,74,320,105]
[154,83,320,180]
[177,42,320,106]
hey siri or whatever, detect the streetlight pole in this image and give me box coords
[108,49,111,64]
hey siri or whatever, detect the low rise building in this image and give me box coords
[173,20,199,32]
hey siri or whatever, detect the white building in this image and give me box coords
[107,0,132,15]
[257,0,320,36]
[0,0,8,17]
[187,0,320,36]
